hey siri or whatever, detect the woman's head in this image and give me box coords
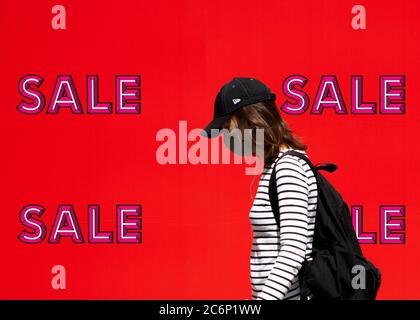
[222,100,307,164]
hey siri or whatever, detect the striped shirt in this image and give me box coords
[249,147,318,300]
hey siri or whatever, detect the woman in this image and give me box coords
[202,77,318,300]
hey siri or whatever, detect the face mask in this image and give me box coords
[222,128,258,157]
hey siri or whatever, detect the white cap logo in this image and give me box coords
[232,98,241,104]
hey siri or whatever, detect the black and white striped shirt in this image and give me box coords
[249,147,318,300]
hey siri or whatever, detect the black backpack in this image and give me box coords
[268,150,381,300]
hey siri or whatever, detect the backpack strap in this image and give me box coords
[268,150,337,300]
[313,162,338,173]
[268,150,337,232]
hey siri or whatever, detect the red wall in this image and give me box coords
[1,0,419,299]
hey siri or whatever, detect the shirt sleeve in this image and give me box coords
[256,156,310,300]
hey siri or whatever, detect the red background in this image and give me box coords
[1,0,419,299]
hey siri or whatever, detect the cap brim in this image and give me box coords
[201,114,232,138]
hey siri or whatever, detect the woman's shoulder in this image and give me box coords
[276,148,308,163]
[274,148,309,177]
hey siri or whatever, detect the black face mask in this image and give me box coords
[222,128,262,157]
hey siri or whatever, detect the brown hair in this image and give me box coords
[222,100,308,165]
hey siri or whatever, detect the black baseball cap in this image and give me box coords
[201,77,276,138]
